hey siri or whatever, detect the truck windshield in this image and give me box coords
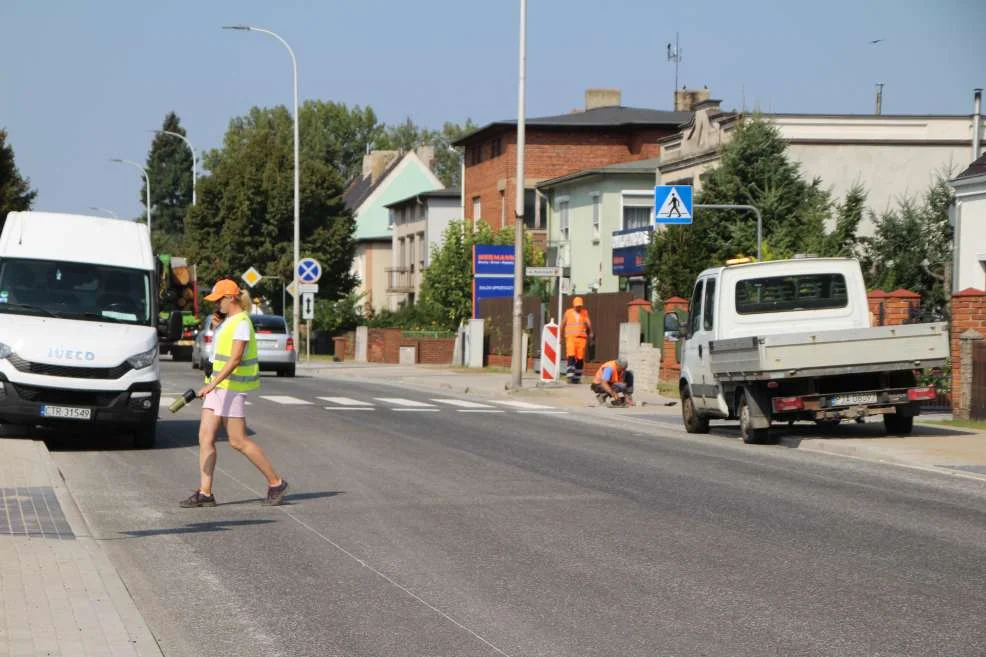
[735,273,848,314]
[0,257,153,326]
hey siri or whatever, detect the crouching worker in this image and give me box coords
[591,357,634,407]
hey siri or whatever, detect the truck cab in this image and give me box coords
[679,257,947,443]
[0,211,180,447]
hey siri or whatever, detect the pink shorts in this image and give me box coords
[203,389,248,418]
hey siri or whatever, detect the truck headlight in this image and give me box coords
[0,343,10,359]
[127,346,158,369]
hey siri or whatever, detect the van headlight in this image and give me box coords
[127,346,158,369]
[0,343,11,359]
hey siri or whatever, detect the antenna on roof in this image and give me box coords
[666,33,681,98]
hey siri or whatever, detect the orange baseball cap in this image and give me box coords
[573,296,584,306]
[204,279,241,302]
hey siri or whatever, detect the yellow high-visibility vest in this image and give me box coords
[208,312,260,391]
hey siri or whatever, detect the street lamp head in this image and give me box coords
[222,25,251,31]
[109,158,123,163]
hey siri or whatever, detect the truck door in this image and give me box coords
[682,279,706,404]
[685,276,718,410]
[696,276,725,413]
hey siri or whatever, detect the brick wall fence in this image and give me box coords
[867,289,921,325]
[951,288,986,416]
[334,328,455,365]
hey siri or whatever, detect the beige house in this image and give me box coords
[657,95,985,235]
[383,189,461,308]
[343,149,443,312]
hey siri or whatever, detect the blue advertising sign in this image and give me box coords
[475,278,515,299]
[472,245,515,317]
[473,245,515,276]
[611,227,652,276]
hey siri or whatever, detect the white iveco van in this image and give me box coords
[0,211,180,448]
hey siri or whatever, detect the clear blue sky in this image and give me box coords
[2,0,983,219]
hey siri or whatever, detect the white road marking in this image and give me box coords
[393,408,440,412]
[457,410,505,414]
[431,399,494,408]
[258,395,312,405]
[375,398,436,408]
[492,400,553,410]
[323,406,375,412]
[318,397,374,407]
[517,410,569,415]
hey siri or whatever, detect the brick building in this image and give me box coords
[452,89,690,235]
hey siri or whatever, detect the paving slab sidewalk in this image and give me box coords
[301,361,986,482]
[0,438,163,657]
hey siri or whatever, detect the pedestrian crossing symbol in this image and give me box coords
[654,185,693,225]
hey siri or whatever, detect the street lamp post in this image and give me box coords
[89,206,119,219]
[510,0,528,389]
[150,130,198,205]
[223,24,301,349]
[110,158,151,232]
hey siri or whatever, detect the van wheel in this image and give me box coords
[681,393,710,433]
[134,423,157,449]
[739,397,772,444]
[884,414,913,435]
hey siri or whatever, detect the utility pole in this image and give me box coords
[510,0,527,389]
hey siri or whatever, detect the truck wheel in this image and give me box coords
[134,423,157,449]
[739,397,772,444]
[681,394,710,434]
[884,414,913,435]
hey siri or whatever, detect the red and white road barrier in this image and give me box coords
[540,321,560,382]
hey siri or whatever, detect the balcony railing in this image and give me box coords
[386,266,419,293]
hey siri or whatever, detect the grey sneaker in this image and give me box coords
[265,480,289,506]
[180,491,216,508]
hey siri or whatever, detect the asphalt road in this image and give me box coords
[48,361,986,657]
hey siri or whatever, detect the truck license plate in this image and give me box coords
[830,393,877,407]
[40,405,92,420]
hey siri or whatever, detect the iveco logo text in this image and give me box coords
[49,348,96,361]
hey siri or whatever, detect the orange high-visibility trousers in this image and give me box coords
[566,336,587,361]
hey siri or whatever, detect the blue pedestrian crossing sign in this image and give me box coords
[297,257,322,283]
[654,185,693,225]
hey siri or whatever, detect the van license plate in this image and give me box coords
[830,393,877,407]
[40,405,92,420]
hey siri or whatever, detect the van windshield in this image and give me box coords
[735,273,848,314]
[0,257,153,326]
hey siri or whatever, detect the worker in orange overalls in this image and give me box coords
[560,296,593,383]
[591,357,634,407]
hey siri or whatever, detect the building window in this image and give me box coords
[472,196,482,221]
[388,209,396,229]
[523,189,547,230]
[491,137,502,158]
[418,231,426,270]
[591,193,601,240]
[622,191,653,230]
[418,202,426,219]
[398,238,406,269]
[558,198,570,240]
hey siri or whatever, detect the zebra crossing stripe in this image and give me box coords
[374,398,436,408]
[492,400,553,410]
[318,397,374,407]
[430,399,494,408]
[259,395,312,405]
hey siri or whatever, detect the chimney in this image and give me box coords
[974,88,982,162]
[674,86,710,112]
[362,150,398,183]
[585,88,622,110]
[415,145,436,171]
